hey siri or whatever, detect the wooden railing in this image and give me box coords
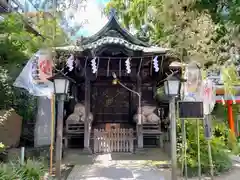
[93,128,134,153]
[66,123,84,134]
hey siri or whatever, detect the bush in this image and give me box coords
[237,137,240,155]
[16,159,48,180]
[0,143,5,152]
[0,163,18,180]
[0,158,50,180]
[0,143,7,162]
[177,119,232,177]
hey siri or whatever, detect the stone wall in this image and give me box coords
[0,109,22,147]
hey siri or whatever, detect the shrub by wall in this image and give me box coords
[177,119,232,177]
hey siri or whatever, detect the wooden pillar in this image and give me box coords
[136,77,143,148]
[227,100,235,135]
[55,95,64,179]
[84,78,91,149]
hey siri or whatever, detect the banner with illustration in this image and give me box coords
[13,49,54,98]
[183,62,203,101]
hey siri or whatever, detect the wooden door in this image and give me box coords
[91,84,131,123]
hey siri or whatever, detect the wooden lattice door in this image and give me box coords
[92,84,131,123]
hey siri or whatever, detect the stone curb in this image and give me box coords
[144,160,171,169]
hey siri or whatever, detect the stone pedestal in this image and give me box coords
[137,125,143,149]
[84,122,92,154]
[34,97,54,147]
[82,147,92,154]
[84,122,89,148]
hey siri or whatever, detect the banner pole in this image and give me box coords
[50,94,55,175]
[50,0,57,174]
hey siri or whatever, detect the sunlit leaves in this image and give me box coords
[107,0,240,96]
[107,0,239,66]
[25,12,70,47]
[56,0,88,39]
[106,0,150,29]
[0,13,68,110]
[195,0,240,25]
[221,64,239,95]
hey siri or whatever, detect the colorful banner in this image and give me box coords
[13,49,54,98]
[32,49,53,83]
[183,62,203,101]
[203,79,216,115]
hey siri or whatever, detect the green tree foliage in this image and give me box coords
[107,0,240,94]
[107,0,240,176]
[0,12,69,113]
[195,0,240,24]
[106,0,239,66]
[0,12,69,64]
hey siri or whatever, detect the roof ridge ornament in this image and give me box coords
[109,8,117,19]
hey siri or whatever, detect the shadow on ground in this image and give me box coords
[63,148,170,165]
[65,148,171,180]
[64,148,240,180]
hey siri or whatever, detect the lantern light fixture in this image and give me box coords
[48,73,70,95]
[164,75,185,97]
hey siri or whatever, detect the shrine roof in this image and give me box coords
[78,10,148,47]
[63,9,169,54]
[55,45,83,52]
[55,10,169,54]
[55,43,169,53]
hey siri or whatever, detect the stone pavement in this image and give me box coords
[67,158,171,180]
[65,148,171,180]
[67,161,240,180]
[65,149,240,180]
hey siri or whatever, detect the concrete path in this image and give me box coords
[65,149,171,180]
[67,161,240,180]
[67,157,171,180]
[65,149,240,180]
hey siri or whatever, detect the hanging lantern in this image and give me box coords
[91,57,97,74]
[125,57,131,74]
[112,72,118,85]
[48,73,70,95]
[112,79,118,85]
[153,56,159,72]
[164,75,181,97]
